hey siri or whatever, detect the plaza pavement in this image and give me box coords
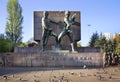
[0,66,120,82]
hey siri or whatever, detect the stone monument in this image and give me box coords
[13,11,103,67]
[34,11,81,52]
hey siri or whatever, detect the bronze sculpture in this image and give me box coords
[41,11,77,52]
[41,11,58,51]
[58,11,76,52]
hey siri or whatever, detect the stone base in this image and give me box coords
[41,50,78,54]
[43,50,70,53]
[2,52,103,67]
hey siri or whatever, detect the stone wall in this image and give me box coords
[14,47,101,53]
[14,47,40,53]
[77,47,101,52]
[0,52,103,67]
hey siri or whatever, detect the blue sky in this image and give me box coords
[0,0,120,46]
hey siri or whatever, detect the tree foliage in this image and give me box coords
[89,32,99,47]
[114,34,120,53]
[0,34,13,52]
[77,41,81,47]
[99,34,107,52]
[89,32,119,53]
[6,0,23,47]
[17,42,28,47]
[115,43,120,53]
[115,34,120,43]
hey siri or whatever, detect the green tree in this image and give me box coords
[89,32,120,53]
[112,39,117,53]
[107,40,113,52]
[0,34,13,52]
[99,34,107,52]
[17,42,28,47]
[89,32,99,47]
[115,43,120,53]
[115,34,120,43]
[114,34,120,53]
[6,0,23,48]
[77,41,81,47]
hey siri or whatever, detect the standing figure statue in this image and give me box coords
[41,11,58,51]
[58,11,76,52]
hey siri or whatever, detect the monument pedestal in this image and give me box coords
[44,50,70,54]
[10,52,103,67]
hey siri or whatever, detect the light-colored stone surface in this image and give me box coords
[14,47,101,53]
[0,52,103,67]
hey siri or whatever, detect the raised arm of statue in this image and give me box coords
[64,11,76,29]
[70,13,80,27]
[70,13,76,24]
[50,20,58,25]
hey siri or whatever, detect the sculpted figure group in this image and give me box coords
[41,11,76,52]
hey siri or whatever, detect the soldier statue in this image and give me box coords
[41,11,58,51]
[58,11,76,52]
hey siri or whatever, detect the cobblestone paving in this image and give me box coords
[0,66,120,82]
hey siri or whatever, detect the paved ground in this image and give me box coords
[0,66,120,82]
